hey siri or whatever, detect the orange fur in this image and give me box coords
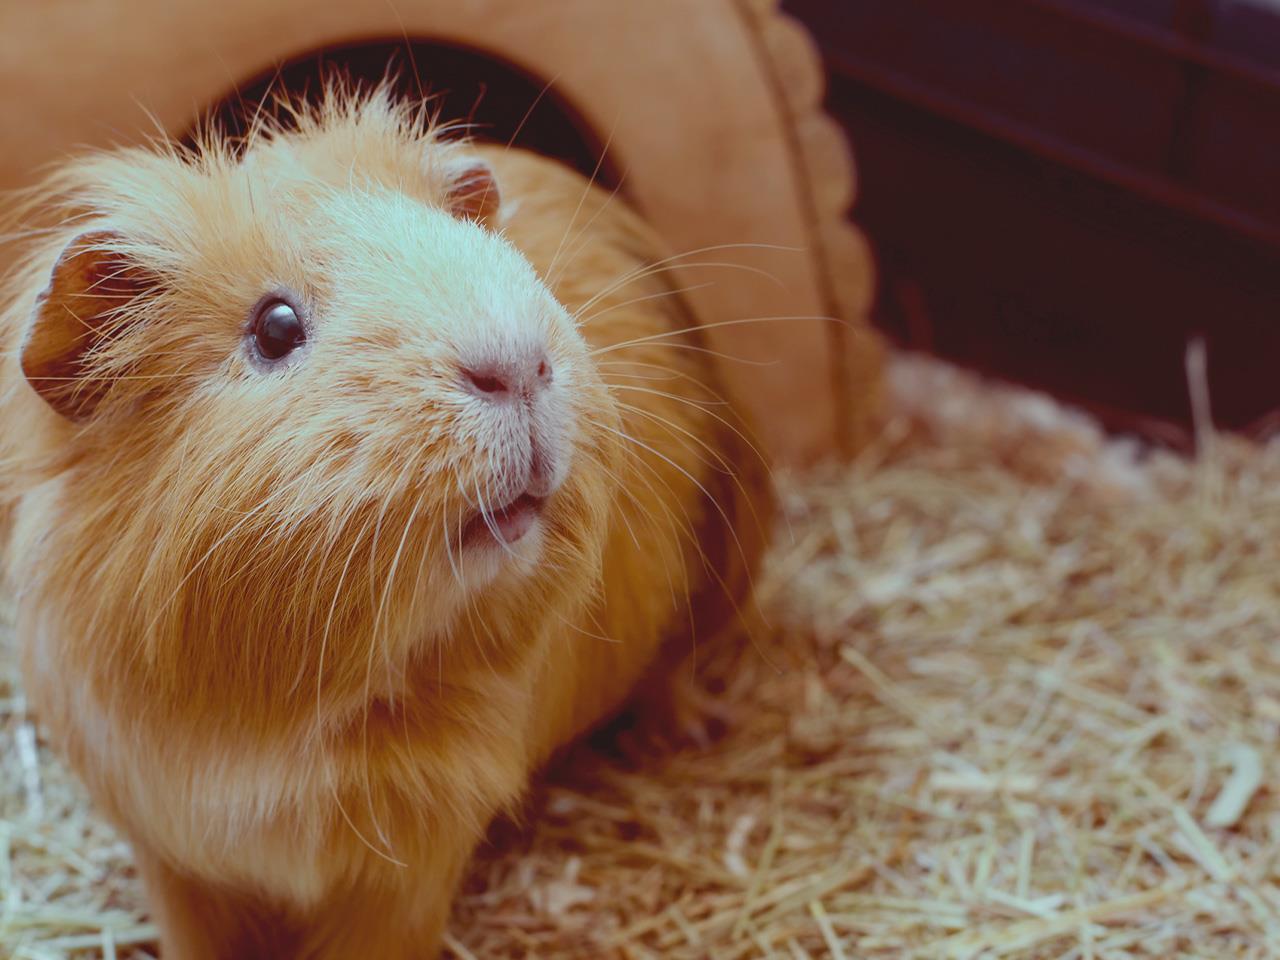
[0,90,771,959]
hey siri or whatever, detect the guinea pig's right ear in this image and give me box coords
[444,159,500,226]
[20,230,154,421]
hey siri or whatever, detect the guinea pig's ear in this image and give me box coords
[444,159,500,225]
[20,230,154,421]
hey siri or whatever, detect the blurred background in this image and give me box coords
[785,0,1280,445]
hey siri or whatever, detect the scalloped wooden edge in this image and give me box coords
[739,0,884,453]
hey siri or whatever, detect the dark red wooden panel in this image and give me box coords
[785,0,1280,436]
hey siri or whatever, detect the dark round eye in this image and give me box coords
[251,299,306,361]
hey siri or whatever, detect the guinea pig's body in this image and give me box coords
[0,93,770,958]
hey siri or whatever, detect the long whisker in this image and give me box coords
[547,607,621,644]
[606,423,776,668]
[610,383,774,482]
[616,387,781,543]
[579,446,687,613]
[317,516,410,869]
[616,402,734,477]
[572,259,782,325]
[574,281,714,329]
[316,515,371,741]
[357,480,400,851]
[545,176,628,289]
[373,493,426,711]
[590,314,847,359]
[568,240,799,318]
[592,431,704,615]
[440,491,464,590]
[503,73,562,155]
[601,340,779,368]
[141,467,321,638]
[544,116,619,284]
[597,358,736,402]
[587,417,767,644]
[613,396,777,560]
[574,446,644,554]
[588,418,708,566]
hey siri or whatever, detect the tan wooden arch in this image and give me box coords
[0,0,880,462]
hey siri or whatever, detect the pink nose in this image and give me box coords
[461,354,553,400]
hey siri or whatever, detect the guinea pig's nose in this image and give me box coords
[460,353,553,401]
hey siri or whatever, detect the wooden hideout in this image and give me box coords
[0,0,882,464]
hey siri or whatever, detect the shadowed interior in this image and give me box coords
[185,38,622,191]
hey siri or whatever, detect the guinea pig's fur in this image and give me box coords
[0,89,771,959]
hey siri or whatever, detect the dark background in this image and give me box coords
[783,0,1280,443]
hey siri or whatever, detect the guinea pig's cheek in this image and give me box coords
[546,393,578,491]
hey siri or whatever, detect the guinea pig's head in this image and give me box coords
[9,93,617,709]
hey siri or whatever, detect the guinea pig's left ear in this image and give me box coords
[444,159,500,225]
[20,230,155,421]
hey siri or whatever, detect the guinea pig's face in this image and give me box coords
[235,185,596,590]
[224,181,596,590]
[17,117,617,686]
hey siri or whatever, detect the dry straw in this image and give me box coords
[3,354,1278,958]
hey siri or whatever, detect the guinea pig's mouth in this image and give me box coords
[461,493,546,547]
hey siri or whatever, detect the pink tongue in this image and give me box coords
[487,495,538,543]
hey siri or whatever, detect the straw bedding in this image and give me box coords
[2,353,1277,959]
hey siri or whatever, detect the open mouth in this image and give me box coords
[461,493,546,547]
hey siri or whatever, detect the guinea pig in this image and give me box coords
[0,88,772,958]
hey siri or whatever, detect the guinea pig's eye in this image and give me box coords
[250,299,306,361]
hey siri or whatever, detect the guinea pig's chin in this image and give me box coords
[452,517,547,591]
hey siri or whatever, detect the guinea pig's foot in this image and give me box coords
[659,679,738,751]
[591,676,735,767]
